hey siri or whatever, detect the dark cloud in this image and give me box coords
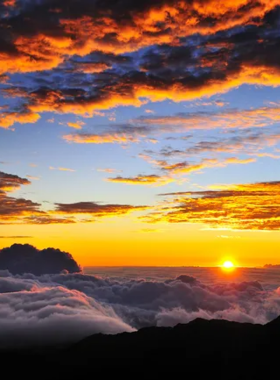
[0,2,280,128]
[55,201,149,216]
[0,170,45,223]
[0,171,30,192]
[0,244,81,275]
[0,236,33,239]
[0,192,42,221]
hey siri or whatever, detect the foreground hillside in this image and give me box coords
[1,317,280,379]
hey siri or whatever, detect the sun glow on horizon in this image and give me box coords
[220,260,236,271]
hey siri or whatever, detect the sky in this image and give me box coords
[1,0,280,267]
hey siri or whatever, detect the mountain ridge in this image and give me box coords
[1,316,280,379]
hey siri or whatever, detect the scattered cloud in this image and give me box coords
[0,171,31,192]
[63,133,140,144]
[107,174,174,186]
[67,121,85,130]
[26,175,40,180]
[97,168,122,174]
[49,166,76,172]
[145,181,280,230]
[0,171,149,225]
[54,202,149,217]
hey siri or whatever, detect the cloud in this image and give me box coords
[0,268,279,347]
[0,171,31,192]
[0,244,81,275]
[97,168,122,174]
[0,236,33,239]
[134,105,280,131]
[139,156,256,177]
[107,174,174,186]
[61,104,280,149]
[0,171,44,224]
[0,171,148,225]
[67,121,85,130]
[49,166,76,172]
[26,175,40,180]
[0,194,43,223]
[0,112,40,129]
[145,180,280,230]
[0,0,276,74]
[3,0,16,8]
[54,202,149,217]
[63,133,140,144]
[1,4,280,129]
[0,276,133,348]
[71,62,112,74]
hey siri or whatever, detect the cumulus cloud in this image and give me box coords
[0,277,134,348]
[0,244,81,275]
[0,268,279,347]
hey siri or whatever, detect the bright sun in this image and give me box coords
[222,260,235,270]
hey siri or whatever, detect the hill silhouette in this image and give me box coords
[1,317,280,379]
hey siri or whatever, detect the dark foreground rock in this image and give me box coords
[1,317,280,379]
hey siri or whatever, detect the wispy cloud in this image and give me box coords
[49,167,76,172]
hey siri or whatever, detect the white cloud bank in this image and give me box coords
[0,270,280,347]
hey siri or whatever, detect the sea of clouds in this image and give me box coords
[1,268,280,348]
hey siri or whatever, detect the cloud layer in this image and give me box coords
[0,266,279,347]
[1,1,280,130]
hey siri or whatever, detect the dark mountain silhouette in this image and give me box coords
[1,317,280,379]
[0,244,81,275]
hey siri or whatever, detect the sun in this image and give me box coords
[223,260,235,269]
[221,260,236,271]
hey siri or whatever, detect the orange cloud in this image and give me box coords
[0,171,31,192]
[1,1,277,76]
[154,157,256,175]
[145,181,280,230]
[63,133,140,144]
[67,121,85,130]
[107,174,174,186]
[72,62,111,74]
[0,170,149,225]
[3,0,16,7]
[0,112,40,129]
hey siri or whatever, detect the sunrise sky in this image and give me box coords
[1,0,280,267]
